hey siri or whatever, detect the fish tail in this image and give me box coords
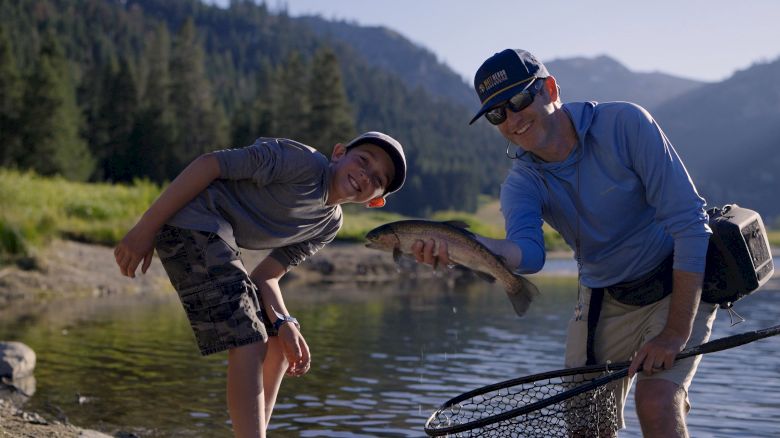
[504,275,540,317]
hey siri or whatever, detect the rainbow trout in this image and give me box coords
[365,220,539,316]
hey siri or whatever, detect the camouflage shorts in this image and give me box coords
[155,225,271,355]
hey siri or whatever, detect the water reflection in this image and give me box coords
[0,267,779,437]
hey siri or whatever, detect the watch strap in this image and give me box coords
[273,315,300,331]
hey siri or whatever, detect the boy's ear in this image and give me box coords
[331,143,346,161]
[366,197,386,208]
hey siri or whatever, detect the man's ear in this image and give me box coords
[544,75,561,104]
[366,197,386,208]
[331,143,346,161]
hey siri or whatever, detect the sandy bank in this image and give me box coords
[0,239,433,308]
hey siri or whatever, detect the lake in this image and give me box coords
[1,261,778,437]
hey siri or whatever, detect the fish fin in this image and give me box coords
[474,270,497,283]
[504,275,541,317]
[392,247,404,263]
[442,220,476,239]
[442,220,470,229]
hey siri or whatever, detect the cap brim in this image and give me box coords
[469,111,486,125]
[469,78,539,125]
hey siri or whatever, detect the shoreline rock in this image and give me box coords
[0,397,113,437]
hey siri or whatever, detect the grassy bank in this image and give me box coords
[0,170,526,265]
[6,170,774,266]
[1,170,160,264]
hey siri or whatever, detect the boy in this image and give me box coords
[114,131,406,437]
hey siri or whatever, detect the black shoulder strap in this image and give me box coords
[586,287,605,366]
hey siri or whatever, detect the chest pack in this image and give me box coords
[702,204,774,309]
[585,204,772,365]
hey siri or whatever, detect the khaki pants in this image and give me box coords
[565,287,718,428]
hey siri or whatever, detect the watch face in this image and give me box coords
[273,315,299,331]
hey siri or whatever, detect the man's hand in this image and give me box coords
[114,225,156,278]
[628,269,703,377]
[278,323,311,377]
[628,328,688,377]
[410,239,450,269]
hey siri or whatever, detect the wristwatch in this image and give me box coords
[273,315,300,331]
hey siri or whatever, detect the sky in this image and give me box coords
[233,0,780,83]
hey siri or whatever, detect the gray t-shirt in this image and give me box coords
[167,137,343,269]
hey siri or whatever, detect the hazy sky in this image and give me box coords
[242,0,780,83]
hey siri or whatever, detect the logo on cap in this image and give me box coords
[478,69,509,97]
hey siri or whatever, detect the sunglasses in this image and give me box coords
[484,78,546,125]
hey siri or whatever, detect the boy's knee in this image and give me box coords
[228,341,267,363]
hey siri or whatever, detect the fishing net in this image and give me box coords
[425,370,620,437]
[426,324,780,437]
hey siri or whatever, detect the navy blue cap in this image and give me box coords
[345,131,407,196]
[469,49,550,124]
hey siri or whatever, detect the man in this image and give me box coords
[412,49,716,437]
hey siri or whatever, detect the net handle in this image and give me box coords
[425,323,780,436]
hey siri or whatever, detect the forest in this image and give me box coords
[0,0,507,217]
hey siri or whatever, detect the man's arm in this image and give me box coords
[114,153,221,277]
[628,269,703,377]
[476,236,523,271]
[410,235,524,272]
[251,256,311,376]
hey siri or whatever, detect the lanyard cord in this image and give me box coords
[538,158,585,320]
[539,161,582,271]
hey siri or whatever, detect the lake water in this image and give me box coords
[1,260,779,437]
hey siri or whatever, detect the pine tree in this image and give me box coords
[0,26,23,166]
[97,56,140,182]
[18,32,94,180]
[231,58,276,148]
[130,23,176,182]
[168,18,227,175]
[273,51,310,141]
[307,47,355,156]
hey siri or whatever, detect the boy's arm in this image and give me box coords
[114,153,221,278]
[251,256,311,377]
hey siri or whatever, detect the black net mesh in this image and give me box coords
[426,371,620,437]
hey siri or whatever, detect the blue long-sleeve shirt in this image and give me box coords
[501,101,711,288]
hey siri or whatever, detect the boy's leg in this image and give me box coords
[228,342,268,438]
[261,337,289,425]
[155,226,272,437]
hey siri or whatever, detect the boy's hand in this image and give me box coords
[278,323,311,377]
[114,225,156,278]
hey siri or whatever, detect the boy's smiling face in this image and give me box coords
[327,142,395,206]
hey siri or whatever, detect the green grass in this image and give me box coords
[0,169,160,263]
[768,230,780,248]
[338,205,408,241]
